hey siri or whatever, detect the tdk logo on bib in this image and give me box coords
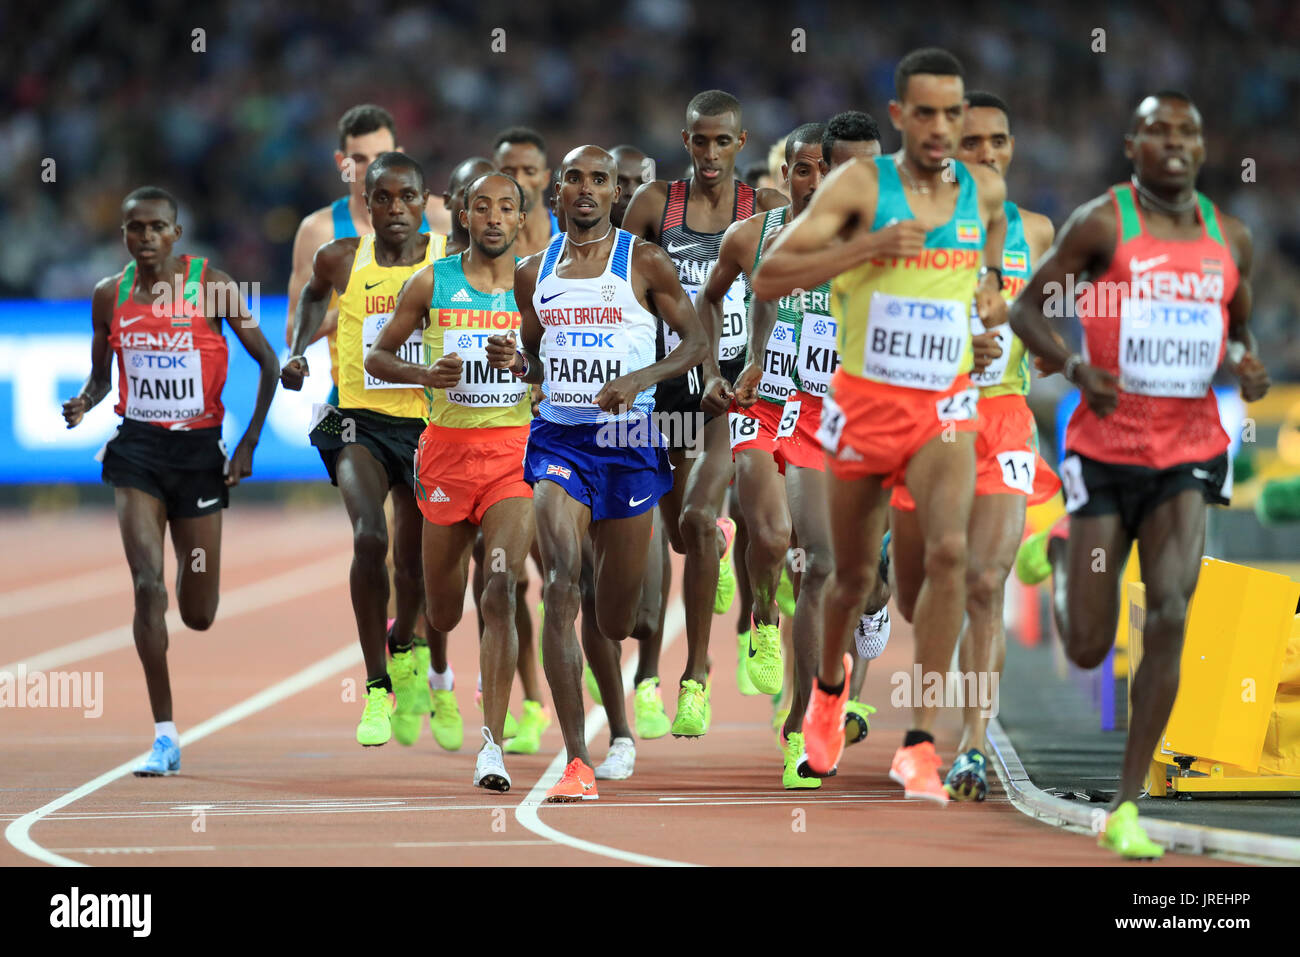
[1146,303,1213,325]
[772,325,788,341]
[564,331,617,348]
[131,353,190,369]
[885,300,956,321]
[812,319,834,336]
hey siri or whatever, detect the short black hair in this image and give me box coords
[464,171,525,209]
[894,47,965,101]
[741,163,769,187]
[122,186,178,221]
[338,104,397,151]
[686,90,742,126]
[964,90,1011,129]
[785,123,827,164]
[365,151,426,194]
[493,126,547,157]
[1129,90,1197,134]
[821,111,881,163]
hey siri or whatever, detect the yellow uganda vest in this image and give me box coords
[336,232,445,417]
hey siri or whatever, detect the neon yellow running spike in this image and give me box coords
[714,517,737,615]
[736,631,759,696]
[411,643,433,713]
[782,732,821,790]
[1015,529,1053,586]
[505,699,550,754]
[388,650,422,747]
[843,699,876,747]
[671,679,710,737]
[429,688,463,751]
[356,686,393,747]
[634,677,671,739]
[745,622,784,695]
[584,663,602,705]
[775,567,796,619]
[1098,801,1165,859]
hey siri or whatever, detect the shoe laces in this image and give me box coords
[480,726,498,751]
[558,758,584,784]
[152,736,172,753]
[364,687,389,714]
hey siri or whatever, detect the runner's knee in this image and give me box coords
[351,522,388,567]
[132,573,168,615]
[479,570,517,631]
[966,564,1008,617]
[680,501,719,550]
[596,599,636,642]
[795,544,833,593]
[750,514,792,574]
[922,531,967,580]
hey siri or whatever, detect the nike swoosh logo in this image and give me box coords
[748,633,758,659]
[364,280,387,290]
[539,291,567,304]
[1191,468,1212,480]
[665,241,698,254]
[628,494,651,507]
[120,317,143,327]
[1129,254,1169,274]
[196,497,220,508]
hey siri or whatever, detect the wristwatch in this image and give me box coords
[977,265,1004,290]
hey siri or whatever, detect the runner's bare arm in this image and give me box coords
[697,219,755,401]
[62,278,116,428]
[973,164,1008,328]
[490,255,544,385]
[212,265,279,485]
[754,187,790,214]
[1222,216,1269,402]
[734,229,782,407]
[283,239,354,389]
[1008,197,1118,415]
[620,181,669,243]
[615,241,708,396]
[1020,209,1056,265]
[286,210,337,348]
[365,264,436,386]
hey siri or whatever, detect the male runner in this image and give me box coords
[1008,91,1269,856]
[622,90,787,736]
[888,91,1060,801]
[63,187,279,775]
[282,153,445,748]
[286,106,433,383]
[494,127,560,258]
[443,157,495,255]
[610,145,649,228]
[489,145,707,801]
[753,48,1009,802]
[366,171,533,791]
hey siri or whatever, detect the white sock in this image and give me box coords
[155,721,178,743]
[476,672,483,693]
[429,664,454,691]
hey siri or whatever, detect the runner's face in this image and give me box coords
[682,112,745,185]
[1126,98,1204,191]
[891,74,964,172]
[465,176,523,259]
[784,141,824,216]
[445,163,494,232]
[495,143,550,212]
[366,169,428,244]
[827,138,881,170]
[560,156,615,230]
[958,107,1013,177]
[612,151,648,225]
[337,129,397,198]
[122,199,180,266]
[551,172,566,231]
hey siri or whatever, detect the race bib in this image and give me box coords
[759,320,799,402]
[442,328,529,409]
[665,277,748,362]
[1059,454,1088,512]
[543,325,628,407]
[122,349,205,423]
[935,387,979,422]
[362,312,422,390]
[797,313,840,396]
[1118,297,1223,397]
[817,394,846,454]
[996,450,1036,494]
[728,411,761,449]
[776,398,801,439]
[863,292,967,390]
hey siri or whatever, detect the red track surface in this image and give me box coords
[0,506,1227,867]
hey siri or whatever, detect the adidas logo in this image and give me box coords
[839,446,864,462]
[428,486,451,503]
[450,288,472,303]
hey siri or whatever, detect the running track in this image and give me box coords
[0,506,1227,867]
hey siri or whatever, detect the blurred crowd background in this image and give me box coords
[3,0,1299,375]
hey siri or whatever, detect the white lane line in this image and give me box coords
[0,567,124,620]
[514,600,697,867]
[5,642,360,867]
[49,841,550,855]
[0,552,350,674]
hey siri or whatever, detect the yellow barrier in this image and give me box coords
[1128,559,1300,796]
